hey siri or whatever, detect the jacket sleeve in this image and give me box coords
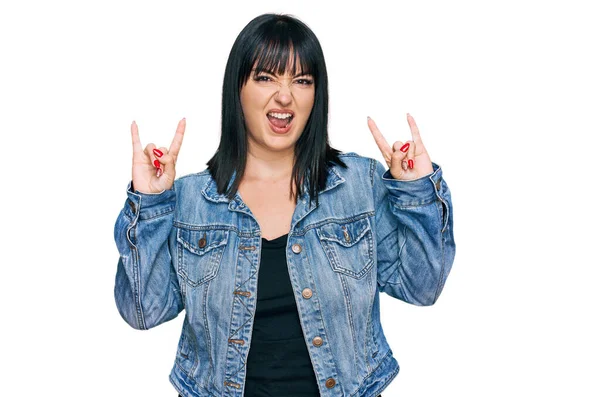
[371,159,455,306]
[113,181,184,329]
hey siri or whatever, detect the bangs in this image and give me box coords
[240,32,316,87]
[252,41,313,77]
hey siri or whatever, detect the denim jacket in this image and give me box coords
[114,152,455,397]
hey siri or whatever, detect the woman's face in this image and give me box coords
[240,59,315,155]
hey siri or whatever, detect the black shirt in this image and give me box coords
[243,233,321,397]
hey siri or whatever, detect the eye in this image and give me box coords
[295,78,314,86]
[253,75,272,82]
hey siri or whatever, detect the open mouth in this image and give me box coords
[266,111,294,133]
[266,112,294,128]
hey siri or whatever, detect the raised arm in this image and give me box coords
[368,114,455,305]
[113,119,186,329]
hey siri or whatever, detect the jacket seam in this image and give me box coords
[339,274,360,375]
[138,207,175,221]
[126,207,147,330]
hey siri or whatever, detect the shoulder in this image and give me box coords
[173,168,213,191]
[334,151,384,187]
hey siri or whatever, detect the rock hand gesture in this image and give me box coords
[130,118,186,194]
[368,113,434,180]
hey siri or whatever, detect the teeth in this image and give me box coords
[268,112,293,119]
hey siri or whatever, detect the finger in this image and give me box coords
[169,118,186,158]
[367,117,393,163]
[154,147,169,167]
[131,121,143,153]
[390,143,409,178]
[405,140,416,169]
[144,143,158,167]
[392,141,405,152]
[156,147,176,181]
[406,113,424,146]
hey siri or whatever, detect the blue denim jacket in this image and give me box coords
[114,152,455,397]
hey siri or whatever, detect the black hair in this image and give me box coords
[206,13,347,207]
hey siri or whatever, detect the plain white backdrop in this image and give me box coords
[1,0,598,395]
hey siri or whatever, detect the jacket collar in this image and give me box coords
[201,164,346,204]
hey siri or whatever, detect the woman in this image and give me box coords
[114,13,455,397]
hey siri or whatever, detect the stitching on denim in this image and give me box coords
[138,206,175,221]
[317,218,375,279]
[351,349,397,396]
[300,248,342,390]
[391,196,437,209]
[364,270,373,374]
[230,296,253,336]
[339,274,360,375]
[300,212,375,234]
[433,226,447,304]
[203,282,214,382]
[380,226,409,301]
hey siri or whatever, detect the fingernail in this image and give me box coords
[156,168,162,178]
[402,161,408,171]
[400,143,410,152]
[367,116,371,121]
[153,149,163,157]
[408,159,414,169]
[153,159,160,168]
[182,117,186,121]
[407,113,411,118]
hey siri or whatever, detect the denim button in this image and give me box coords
[435,180,441,191]
[292,244,302,253]
[312,336,323,347]
[302,288,313,299]
[325,378,336,388]
[128,200,136,213]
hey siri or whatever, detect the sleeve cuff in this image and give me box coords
[381,162,445,206]
[124,181,176,220]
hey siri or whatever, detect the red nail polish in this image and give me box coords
[408,159,414,169]
[400,143,410,152]
[153,159,160,168]
[153,149,163,157]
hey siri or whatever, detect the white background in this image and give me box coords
[1,0,598,396]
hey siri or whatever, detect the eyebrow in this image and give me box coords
[251,68,312,78]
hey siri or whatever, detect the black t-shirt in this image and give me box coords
[243,233,320,397]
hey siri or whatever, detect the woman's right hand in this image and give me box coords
[130,118,186,194]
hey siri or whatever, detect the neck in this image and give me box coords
[244,144,295,182]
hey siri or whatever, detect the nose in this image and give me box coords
[274,83,293,106]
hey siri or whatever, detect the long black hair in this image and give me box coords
[206,13,347,207]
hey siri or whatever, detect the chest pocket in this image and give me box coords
[177,227,229,287]
[316,217,374,279]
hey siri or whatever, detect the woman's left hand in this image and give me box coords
[367,113,434,180]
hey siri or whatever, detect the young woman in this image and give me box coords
[114,13,455,397]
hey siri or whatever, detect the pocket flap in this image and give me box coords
[177,228,229,256]
[316,217,370,247]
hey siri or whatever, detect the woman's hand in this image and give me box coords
[130,118,186,193]
[368,113,434,180]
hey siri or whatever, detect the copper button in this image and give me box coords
[128,200,136,213]
[302,288,313,299]
[435,179,441,191]
[198,233,207,248]
[312,336,323,347]
[292,243,302,254]
[325,378,336,388]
